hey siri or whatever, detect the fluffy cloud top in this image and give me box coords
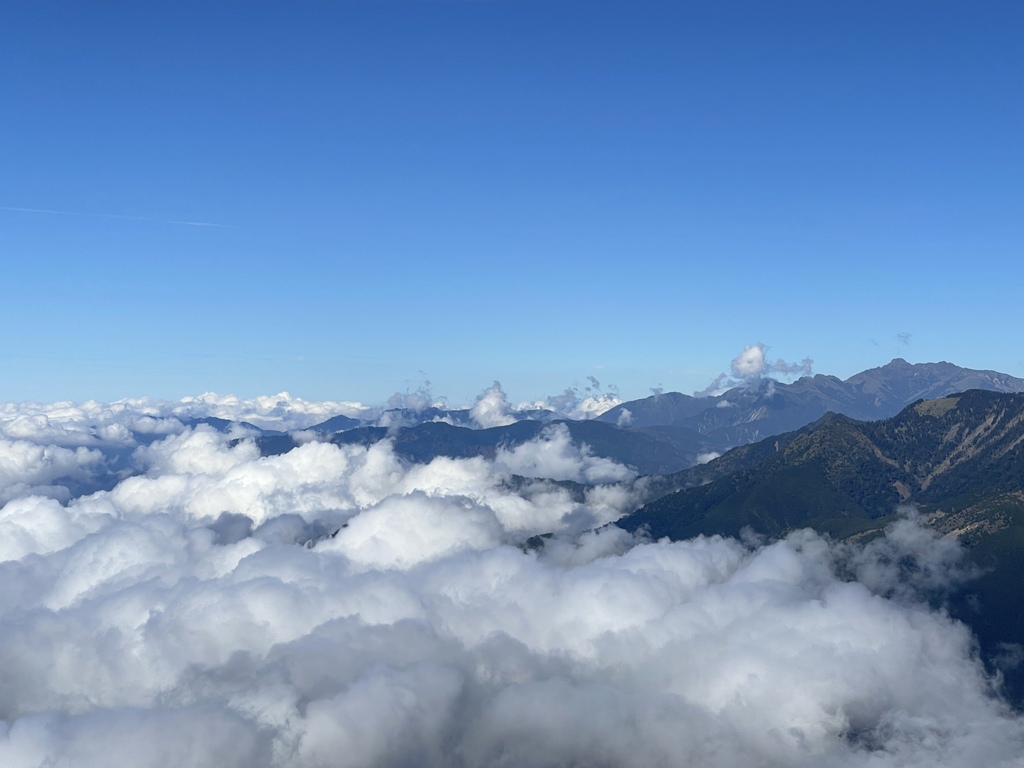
[471,381,517,428]
[495,424,635,485]
[171,392,369,430]
[0,397,1022,767]
[0,393,369,447]
[731,342,769,378]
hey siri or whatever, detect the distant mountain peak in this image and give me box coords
[599,359,1024,454]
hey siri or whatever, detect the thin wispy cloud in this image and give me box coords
[0,205,233,228]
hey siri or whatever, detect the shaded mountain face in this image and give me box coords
[622,389,1024,704]
[599,359,1024,449]
[600,391,710,427]
[304,413,362,432]
[626,389,1024,541]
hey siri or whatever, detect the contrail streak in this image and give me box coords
[0,205,233,228]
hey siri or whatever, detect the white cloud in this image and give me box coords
[171,392,369,430]
[471,381,517,428]
[0,403,1021,767]
[0,393,369,449]
[0,401,141,447]
[515,374,622,422]
[569,393,622,419]
[0,495,111,561]
[731,342,768,378]
[0,439,105,503]
[519,387,623,421]
[324,492,504,571]
[495,423,636,485]
[132,426,260,477]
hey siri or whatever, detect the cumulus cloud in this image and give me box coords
[494,424,636,485]
[0,407,1022,767]
[471,381,517,428]
[731,342,769,378]
[0,439,105,504]
[520,377,623,421]
[533,390,622,420]
[0,400,139,447]
[697,343,814,396]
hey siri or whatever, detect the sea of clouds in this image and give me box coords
[1,394,1023,767]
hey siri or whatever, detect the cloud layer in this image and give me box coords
[0,396,1022,767]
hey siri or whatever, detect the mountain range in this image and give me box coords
[243,359,1024,475]
[598,358,1024,448]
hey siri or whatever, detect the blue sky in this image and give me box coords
[2,1,1022,406]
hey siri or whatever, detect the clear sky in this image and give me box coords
[2,1,1022,406]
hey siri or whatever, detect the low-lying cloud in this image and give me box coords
[0,395,1022,767]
